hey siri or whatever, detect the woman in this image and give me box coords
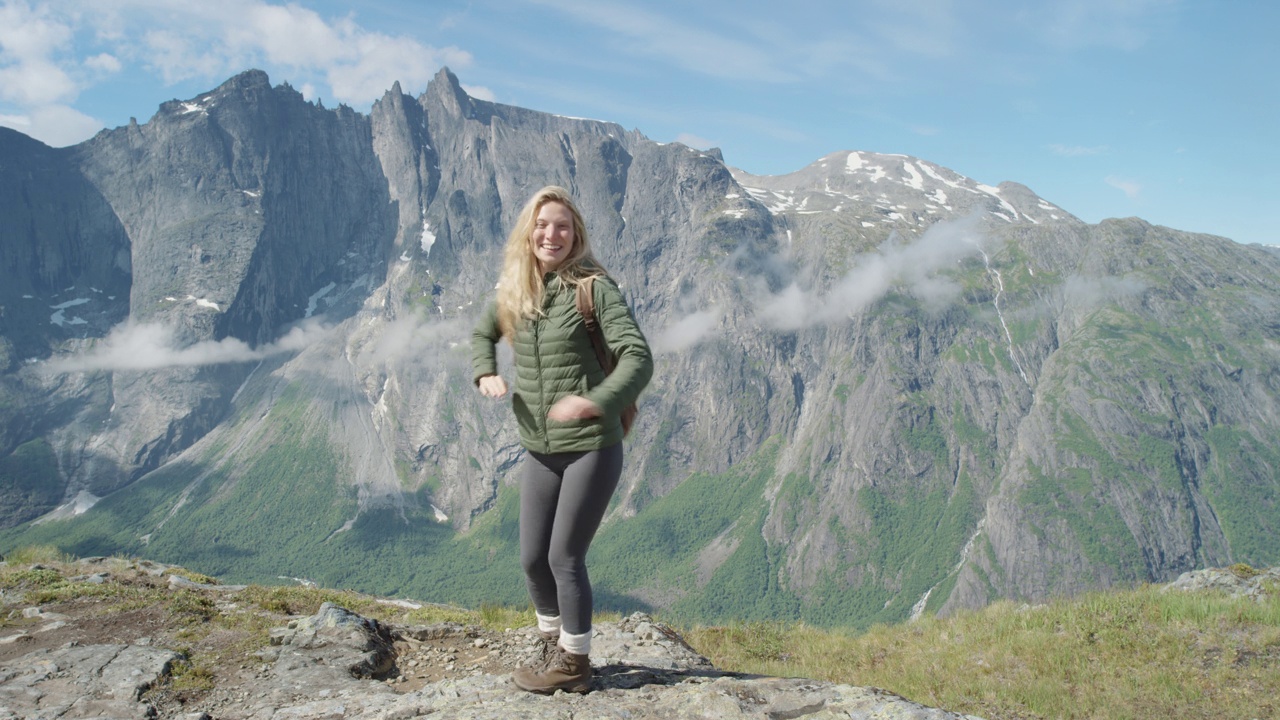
[471,185,653,694]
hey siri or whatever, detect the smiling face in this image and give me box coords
[531,201,576,273]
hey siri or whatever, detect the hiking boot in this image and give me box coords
[528,630,559,668]
[512,646,592,694]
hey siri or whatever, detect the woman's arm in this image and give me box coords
[471,301,504,391]
[581,277,653,418]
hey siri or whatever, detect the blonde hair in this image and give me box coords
[496,186,604,338]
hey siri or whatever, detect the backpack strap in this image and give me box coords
[575,276,598,330]
[575,276,613,373]
[574,275,637,436]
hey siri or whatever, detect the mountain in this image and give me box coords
[1,68,1278,629]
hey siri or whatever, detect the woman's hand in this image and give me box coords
[547,394,602,421]
[478,374,509,398]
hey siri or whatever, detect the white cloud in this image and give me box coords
[326,34,468,106]
[367,314,465,366]
[0,1,73,60]
[84,52,122,74]
[45,318,333,373]
[236,3,349,68]
[139,27,227,84]
[462,84,495,102]
[119,1,473,105]
[0,112,28,129]
[0,56,77,106]
[0,103,102,146]
[757,214,988,330]
[652,309,720,355]
[675,132,714,150]
[0,0,474,146]
[1105,175,1142,199]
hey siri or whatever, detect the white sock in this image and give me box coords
[535,613,562,635]
[559,628,591,656]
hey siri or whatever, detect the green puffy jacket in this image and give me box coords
[471,273,653,454]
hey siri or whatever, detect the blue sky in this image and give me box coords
[2,0,1276,245]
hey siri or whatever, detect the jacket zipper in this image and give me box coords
[533,317,549,453]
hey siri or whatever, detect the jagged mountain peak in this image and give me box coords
[152,68,279,119]
[424,65,473,120]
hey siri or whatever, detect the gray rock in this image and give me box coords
[169,574,248,592]
[0,643,179,719]
[0,602,982,719]
[1164,567,1280,602]
[268,602,400,679]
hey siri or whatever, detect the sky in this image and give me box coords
[1,0,1276,246]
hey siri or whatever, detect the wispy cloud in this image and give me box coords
[1106,175,1142,199]
[646,218,990,353]
[1036,0,1173,51]
[44,318,333,373]
[652,309,720,355]
[365,314,466,367]
[675,132,715,150]
[525,0,794,83]
[757,214,990,331]
[1049,143,1108,157]
[524,0,968,88]
[1062,273,1147,309]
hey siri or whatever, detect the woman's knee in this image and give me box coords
[547,547,585,581]
[521,549,552,578]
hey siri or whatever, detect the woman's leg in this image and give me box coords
[545,442,624,637]
[519,452,564,621]
[513,444,622,693]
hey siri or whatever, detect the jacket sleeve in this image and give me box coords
[471,300,501,385]
[583,277,653,418]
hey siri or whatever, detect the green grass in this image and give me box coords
[685,581,1280,720]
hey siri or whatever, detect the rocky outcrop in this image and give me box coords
[0,558,980,720]
[1163,565,1280,603]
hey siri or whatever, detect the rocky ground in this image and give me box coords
[0,556,982,719]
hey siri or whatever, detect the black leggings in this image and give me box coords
[519,442,623,636]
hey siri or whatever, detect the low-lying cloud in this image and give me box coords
[758,213,989,331]
[1062,273,1147,310]
[45,318,333,373]
[366,313,467,366]
[643,215,992,354]
[652,309,720,355]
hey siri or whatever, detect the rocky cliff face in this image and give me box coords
[1,68,1278,628]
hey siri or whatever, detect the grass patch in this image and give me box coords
[168,658,217,692]
[684,583,1280,720]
